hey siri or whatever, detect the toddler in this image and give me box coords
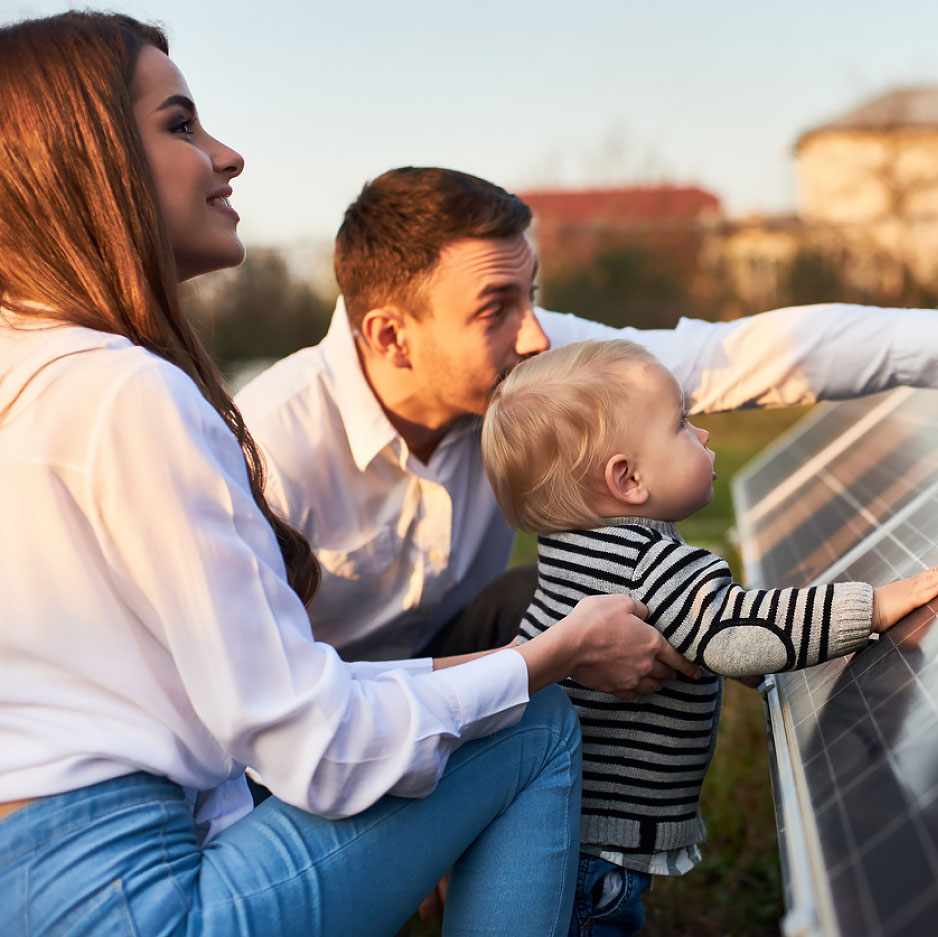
[482,339,938,936]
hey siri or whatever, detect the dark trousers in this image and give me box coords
[417,564,538,658]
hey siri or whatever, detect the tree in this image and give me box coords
[783,248,852,307]
[182,248,335,379]
[539,236,706,331]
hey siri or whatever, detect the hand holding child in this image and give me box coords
[516,594,701,699]
[871,566,938,632]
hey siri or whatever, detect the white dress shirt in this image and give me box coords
[237,300,938,661]
[0,318,529,839]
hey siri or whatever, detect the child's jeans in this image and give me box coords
[567,853,651,937]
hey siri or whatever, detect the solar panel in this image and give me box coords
[732,387,938,937]
[736,387,938,589]
[734,392,892,514]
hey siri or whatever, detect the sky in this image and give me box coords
[5,0,938,269]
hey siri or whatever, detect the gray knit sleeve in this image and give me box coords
[633,538,873,677]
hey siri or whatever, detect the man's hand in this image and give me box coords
[516,594,700,697]
[872,566,938,632]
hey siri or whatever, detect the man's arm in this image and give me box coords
[537,303,938,414]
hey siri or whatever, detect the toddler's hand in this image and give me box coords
[872,566,938,632]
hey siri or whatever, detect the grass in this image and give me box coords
[397,406,811,937]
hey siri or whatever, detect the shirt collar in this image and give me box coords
[605,516,683,541]
[321,296,401,472]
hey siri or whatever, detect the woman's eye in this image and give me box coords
[171,118,194,137]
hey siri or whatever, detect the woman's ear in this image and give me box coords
[358,307,411,369]
[604,454,649,506]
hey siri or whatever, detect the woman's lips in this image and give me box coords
[207,194,239,222]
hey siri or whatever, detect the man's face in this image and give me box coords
[403,235,550,424]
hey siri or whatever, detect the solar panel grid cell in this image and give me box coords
[734,393,891,512]
[736,389,938,589]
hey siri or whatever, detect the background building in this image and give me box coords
[520,87,938,323]
[719,86,938,309]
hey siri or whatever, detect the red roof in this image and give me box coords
[516,185,721,225]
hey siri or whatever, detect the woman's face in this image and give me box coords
[131,45,245,281]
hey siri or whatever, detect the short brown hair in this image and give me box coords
[334,167,532,330]
[482,339,658,534]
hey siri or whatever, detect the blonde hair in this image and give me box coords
[482,339,658,533]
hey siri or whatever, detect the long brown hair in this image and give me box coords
[0,12,319,604]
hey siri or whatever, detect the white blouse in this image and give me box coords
[0,319,529,838]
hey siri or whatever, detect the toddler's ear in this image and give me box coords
[604,454,648,506]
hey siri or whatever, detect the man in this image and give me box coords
[236,166,938,665]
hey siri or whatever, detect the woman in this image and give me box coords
[0,12,692,936]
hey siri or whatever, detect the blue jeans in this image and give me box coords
[567,854,651,937]
[0,685,581,937]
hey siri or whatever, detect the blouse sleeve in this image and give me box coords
[537,302,938,414]
[84,355,528,817]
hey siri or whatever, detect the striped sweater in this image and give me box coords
[518,517,873,871]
